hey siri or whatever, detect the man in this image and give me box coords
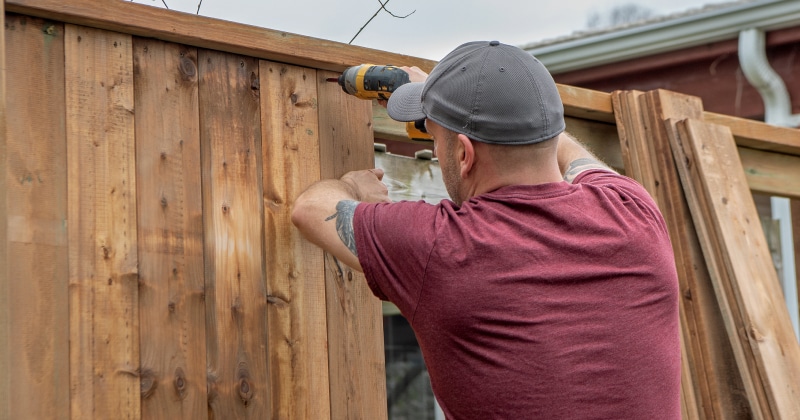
[292,41,680,419]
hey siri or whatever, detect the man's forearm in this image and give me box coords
[556,132,614,182]
[291,178,363,271]
[291,169,390,272]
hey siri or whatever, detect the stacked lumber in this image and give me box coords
[613,89,800,419]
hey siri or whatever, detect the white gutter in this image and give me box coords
[524,0,800,74]
[739,27,800,340]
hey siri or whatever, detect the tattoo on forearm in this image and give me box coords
[564,157,611,183]
[325,200,359,256]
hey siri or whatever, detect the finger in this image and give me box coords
[369,168,385,180]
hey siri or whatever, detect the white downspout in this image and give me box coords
[738,28,800,340]
[738,28,800,127]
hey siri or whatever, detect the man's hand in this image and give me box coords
[291,168,391,271]
[342,168,391,203]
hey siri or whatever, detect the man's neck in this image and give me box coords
[465,160,564,198]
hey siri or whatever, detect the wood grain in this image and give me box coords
[739,147,800,200]
[134,38,208,419]
[65,24,140,419]
[317,70,388,420]
[794,200,800,316]
[2,12,70,419]
[670,118,800,419]
[260,61,331,420]
[558,84,615,123]
[0,2,7,416]
[5,0,438,74]
[705,112,800,157]
[198,49,269,418]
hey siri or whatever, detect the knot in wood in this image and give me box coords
[238,377,253,406]
[140,369,158,399]
[173,367,188,399]
[179,56,197,80]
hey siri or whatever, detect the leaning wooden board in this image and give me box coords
[669,118,800,419]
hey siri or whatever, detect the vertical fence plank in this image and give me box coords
[260,62,331,419]
[0,3,10,418]
[198,49,269,418]
[670,118,800,419]
[134,38,208,419]
[316,70,388,420]
[65,24,140,419]
[3,14,69,419]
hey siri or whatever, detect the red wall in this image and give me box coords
[551,27,800,125]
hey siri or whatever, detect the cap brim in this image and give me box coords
[387,82,426,122]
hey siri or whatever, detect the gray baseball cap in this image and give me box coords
[387,40,565,145]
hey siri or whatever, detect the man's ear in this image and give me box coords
[457,134,474,179]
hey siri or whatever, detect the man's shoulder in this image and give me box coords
[574,169,650,194]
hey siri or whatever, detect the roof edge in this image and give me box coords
[524,0,800,74]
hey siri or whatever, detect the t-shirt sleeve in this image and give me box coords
[353,200,441,317]
[574,169,669,233]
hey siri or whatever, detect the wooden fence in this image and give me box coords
[1,0,800,419]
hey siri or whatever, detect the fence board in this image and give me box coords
[317,70,388,420]
[0,2,8,416]
[65,24,140,419]
[198,49,269,418]
[133,38,208,419]
[5,0,438,74]
[3,13,70,419]
[739,147,800,200]
[670,118,800,419]
[260,62,332,419]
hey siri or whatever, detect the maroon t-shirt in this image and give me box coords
[354,170,680,419]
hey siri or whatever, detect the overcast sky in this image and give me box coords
[130,0,733,60]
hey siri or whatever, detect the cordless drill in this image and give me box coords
[329,64,431,141]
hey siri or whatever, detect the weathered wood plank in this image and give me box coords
[317,70,388,420]
[3,14,69,419]
[794,200,800,315]
[260,61,331,420]
[670,118,800,419]
[65,24,140,419]
[739,147,800,200]
[705,112,800,157]
[558,84,615,123]
[5,0,437,74]
[133,38,207,419]
[0,3,7,417]
[613,89,751,419]
[198,49,269,418]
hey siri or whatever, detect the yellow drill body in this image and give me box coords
[333,65,432,141]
